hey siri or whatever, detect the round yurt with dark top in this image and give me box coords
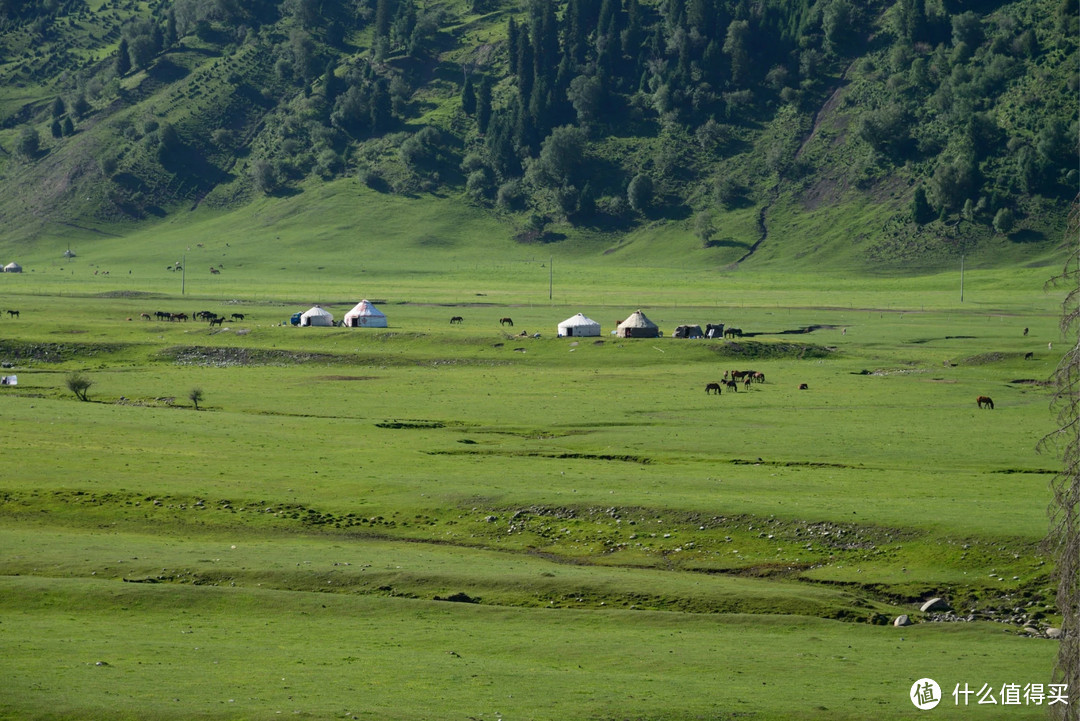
[616,310,660,338]
[299,305,334,327]
[342,299,387,328]
[557,313,601,337]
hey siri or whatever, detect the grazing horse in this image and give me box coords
[231,313,245,321]
[450,316,463,324]
[499,317,514,326]
[743,375,753,390]
[140,313,151,321]
[210,267,221,274]
[209,316,224,327]
[705,382,722,395]
[731,370,752,381]
[1024,352,1034,360]
[6,310,18,318]
[724,327,742,338]
[1023,327,1029,336]
[798,383,809,390]
[172,312,188,322]
[155,311,170,320]
[977,396,994,409]
[752,372,765,383]
[724,379,738,392]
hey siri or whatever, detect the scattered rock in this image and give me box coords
[893,615,912,627]
[1047,628,1063,639]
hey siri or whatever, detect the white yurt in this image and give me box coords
[299,305,334,327]
[616,310,660,338]
[4,262,22,273]
[557,313,601,337]
[343,299,387,328]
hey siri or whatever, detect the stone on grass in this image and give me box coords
[920,597,950,613]
[893,615,912,627]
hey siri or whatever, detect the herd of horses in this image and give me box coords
[705,369,766,394]
[140,310,245,324]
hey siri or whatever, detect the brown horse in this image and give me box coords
[977,396,994,409]
[752,371,765,383]
[499,317,514,326]
[743,375,753,389]
[450,316,463,324]
[140,312,151,321]
[705,382,722,395]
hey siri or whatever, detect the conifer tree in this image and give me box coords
[115,37,131,76]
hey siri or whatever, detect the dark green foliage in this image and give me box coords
[15,126,39,159]
[533,125,587,188]
[858,104,913,160]
[461,74,475,116]
[252,159,279,194]
[911,186,934,225]
[626,173,653,214]
[475,76,492,133]
[992,207,1015,234]
[115,37,131,75]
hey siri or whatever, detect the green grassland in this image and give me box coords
[0,243,1071,719]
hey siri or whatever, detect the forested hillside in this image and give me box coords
[0,0,1075,266]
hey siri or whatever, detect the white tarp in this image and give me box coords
[1,375,16,385]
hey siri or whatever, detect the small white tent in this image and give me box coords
[558,313,601,337]
[616,310,660,338]
[299,305,334,327]
[4,262,22,273]
[343,299,387,328]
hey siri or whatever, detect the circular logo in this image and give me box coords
[910,678,942,710]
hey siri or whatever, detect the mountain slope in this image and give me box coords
[0,0,1074,270]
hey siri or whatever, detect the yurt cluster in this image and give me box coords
[292,300,387,327]
[292,304,721,339]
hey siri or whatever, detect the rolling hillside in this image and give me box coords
[0,0,1075,270]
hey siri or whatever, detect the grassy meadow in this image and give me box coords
[0,222,1072,719]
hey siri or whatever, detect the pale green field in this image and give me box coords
[0,236,1071,719]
